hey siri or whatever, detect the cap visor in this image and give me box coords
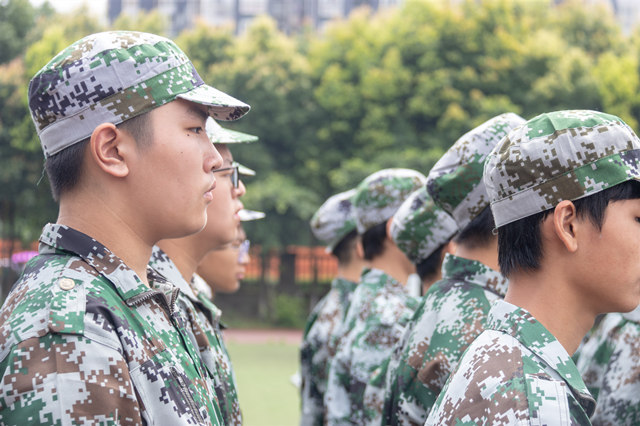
[238,209,266,221]
[177,84,250,121]
[237,162,256,176]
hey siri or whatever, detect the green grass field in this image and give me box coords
[227,341,301,426]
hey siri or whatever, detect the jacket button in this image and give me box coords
[59,278,75,290]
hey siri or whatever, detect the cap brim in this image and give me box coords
[238,209,265,221]
[236,162,256,176]
[177,84,250,121]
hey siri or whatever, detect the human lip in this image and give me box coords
[204,179,216,202]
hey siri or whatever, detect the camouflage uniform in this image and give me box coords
[374,113,523,426]
[426,299,596,425]
[380,255,507,425]
[0,224,224,424]
[362,186,457,425]
[301,189,359,425]
[324,169,427,425]
[325,269,419,425]
[300,277,358,426]
[150,246,241,425]
[427,110,640,424]
[576,306,640,425]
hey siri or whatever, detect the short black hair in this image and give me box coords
[361,221,388,261]
[331,229,358,265]
[453,206,495,249]
[498,180,640,277]
[44,113,152,201]
[416,242,447,282]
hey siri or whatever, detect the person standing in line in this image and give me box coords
[380,113,525,425]
[300,189,368,426]
[362,185,458,425]
[149,116,258,425]
[0,31,250,424]
[427,110,640,425]
[324,168,426,425]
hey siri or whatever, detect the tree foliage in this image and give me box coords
[2,0,640,248]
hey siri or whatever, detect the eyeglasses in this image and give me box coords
[237,239,250,262]
[213,162,239,189]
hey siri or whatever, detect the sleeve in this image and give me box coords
[0,333,142,425]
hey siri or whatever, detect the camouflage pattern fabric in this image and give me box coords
[324,268,419,425]
[376,254,508,425]
[576,306,640,425]
[206,117,258,144]
[0,224,224,425]
[28,31,249,157]
[149,246,241,425]
[299,277,358,426]
[426,299,596,425]
[427,113,525,229]
[310,189,357,252]
[353,169,427,233]
[483,110,640,227]
[389,187,457,264]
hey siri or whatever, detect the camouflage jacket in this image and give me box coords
[378,254,508,425]
[324,268,418,425]
[576,306,640,425]
[426,299,596,425]
[0,224,223,425]
[300,277,357,426]
[149,246,241,425]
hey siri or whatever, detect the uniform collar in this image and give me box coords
[622,303,640,323]
[39,223,160,300]
[441,254,508,298]
[331,277,358,292]
[359,267,402,290]
[149,246,199,300]
[488,299,596,417]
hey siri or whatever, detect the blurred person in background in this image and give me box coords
[300,189,368,426]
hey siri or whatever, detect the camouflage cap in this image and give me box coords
[353,168,427,233]
[390,187,458,264]
[310,189,357,251]
[206,117,258,144]
[427,113,526,230]
[484,110,640,227]
[29,31,250,158]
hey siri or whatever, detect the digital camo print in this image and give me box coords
[426,299,595,425]
[206,117,258,144]
[149,246,241,425]
[310,189,357,252]
[484,110,640,227]
[324,268,419,425]
[300,277,358,426]
[427,113,525,229]
[389,187,457,264]
[353,169,427,233]
[28,31,250,157]
[0,224,223,425]
[576,306,640,425]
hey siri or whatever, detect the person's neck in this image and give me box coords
[57,193,153,286]
[157,238,203,283]
[336,260,367,283]
[369,247,413,285]
[505,269,596,356]
[454,238,499,271]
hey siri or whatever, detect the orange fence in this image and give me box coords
[245,245,338,284]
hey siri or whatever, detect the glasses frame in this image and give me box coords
[212,162,239,189]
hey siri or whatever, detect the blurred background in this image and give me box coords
[3,0,640,423]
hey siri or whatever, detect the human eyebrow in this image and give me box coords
[186,106,209,123]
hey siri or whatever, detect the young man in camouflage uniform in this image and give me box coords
[378,113,524,425]
[324,168,426,425]
[576,305,640,424]
[0,31,249,424]
[362,185,458,425]
[427,110,640,425]
[300,189,368,426]
[148,117,257,425]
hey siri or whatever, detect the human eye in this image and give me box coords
[189,126,204,135]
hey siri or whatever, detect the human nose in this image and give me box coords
[206,144,224,172]
[235,179,247,197]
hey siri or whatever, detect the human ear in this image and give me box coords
[552,200,579,253]
[88,123,131,178]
